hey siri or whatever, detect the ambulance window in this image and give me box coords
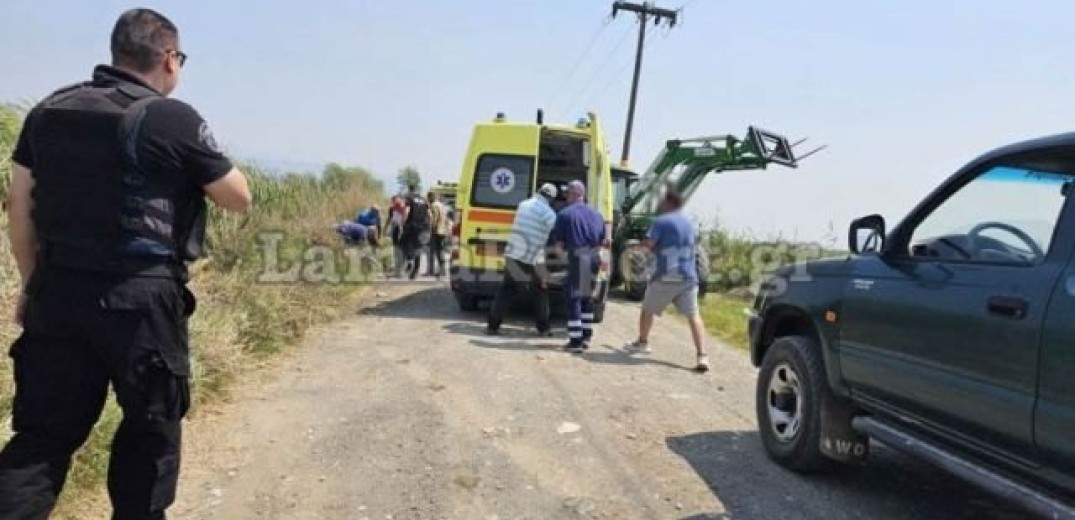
[472,154,533,209]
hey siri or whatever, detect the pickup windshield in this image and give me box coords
[910,165,1071,264]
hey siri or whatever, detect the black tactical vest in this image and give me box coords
[31,80,206,279]
[405,193,431,231]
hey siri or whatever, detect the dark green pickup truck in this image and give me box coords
[748,133,1075,518]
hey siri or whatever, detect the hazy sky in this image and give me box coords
[4,0,1075,243]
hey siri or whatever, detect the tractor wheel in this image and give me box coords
[625,281,647,301]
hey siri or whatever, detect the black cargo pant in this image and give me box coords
[400,227,430,280]
[488,258,551,333]
[0,267,193,520]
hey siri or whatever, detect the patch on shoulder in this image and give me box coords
[198,121,222,153]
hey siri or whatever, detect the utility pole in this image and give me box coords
[612,1,678,166]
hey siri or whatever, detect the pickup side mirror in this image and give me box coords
[849,214,886,254]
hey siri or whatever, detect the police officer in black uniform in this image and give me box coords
[0,9,252,519]
[401,183,431,280]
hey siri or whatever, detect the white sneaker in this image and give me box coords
[695,354,710,373]
[623,341,652,355]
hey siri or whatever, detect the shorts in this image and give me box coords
[642,280,699,316]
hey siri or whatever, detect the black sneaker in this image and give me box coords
[486,326,501,336]
[564,342,586,354]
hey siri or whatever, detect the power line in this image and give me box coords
[577,23,661,114]
[546,17,614,110]
[556,22,636,119]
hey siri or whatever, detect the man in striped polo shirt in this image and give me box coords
[486,183,560,336]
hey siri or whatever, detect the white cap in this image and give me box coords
[538,182,558,199]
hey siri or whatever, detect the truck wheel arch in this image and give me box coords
[754,305,822,367]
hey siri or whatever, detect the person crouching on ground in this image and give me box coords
[335,220,370,246]
[551,180,606,353]
[355,204,382,247]
[487,183,559,336]
[623,187,710,372]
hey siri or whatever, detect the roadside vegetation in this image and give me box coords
[698,225,845,348]
[0,103,386,516]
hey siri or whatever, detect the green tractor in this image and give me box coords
[610,126,816,300]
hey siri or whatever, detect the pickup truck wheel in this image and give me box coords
[756,335,832,473]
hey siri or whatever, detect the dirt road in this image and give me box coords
[172,283,1027,520]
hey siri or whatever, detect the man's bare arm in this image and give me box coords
[7,162,37,288]
[204,167,253,213]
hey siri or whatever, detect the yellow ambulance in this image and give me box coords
[449,111,613,322]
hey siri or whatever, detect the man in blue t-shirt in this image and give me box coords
[353,205,382,247]
[550,180,607,352]
[623,188,710,372]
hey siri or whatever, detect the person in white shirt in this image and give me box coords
[487,183,559,336]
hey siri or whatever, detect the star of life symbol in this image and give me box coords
[491,167,515,194]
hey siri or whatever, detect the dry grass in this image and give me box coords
[0,103,386,515]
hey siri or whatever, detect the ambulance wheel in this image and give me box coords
[456,293,480,312]
[625,281,647,302]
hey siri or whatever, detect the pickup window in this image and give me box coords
[471,154,534,209]
[909,165,1070,265]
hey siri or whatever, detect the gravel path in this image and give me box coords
[171,283,1026,520]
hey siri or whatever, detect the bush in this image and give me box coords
[701,224,842,293]
[697,222,844,349]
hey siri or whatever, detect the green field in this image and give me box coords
[699,293,752,349]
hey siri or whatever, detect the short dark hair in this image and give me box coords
[408,184,418,193]
[663,185,685,209]
[110,8,179,72]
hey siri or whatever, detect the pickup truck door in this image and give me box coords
[1037,230,1075,480]
[839,159,1074,462]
